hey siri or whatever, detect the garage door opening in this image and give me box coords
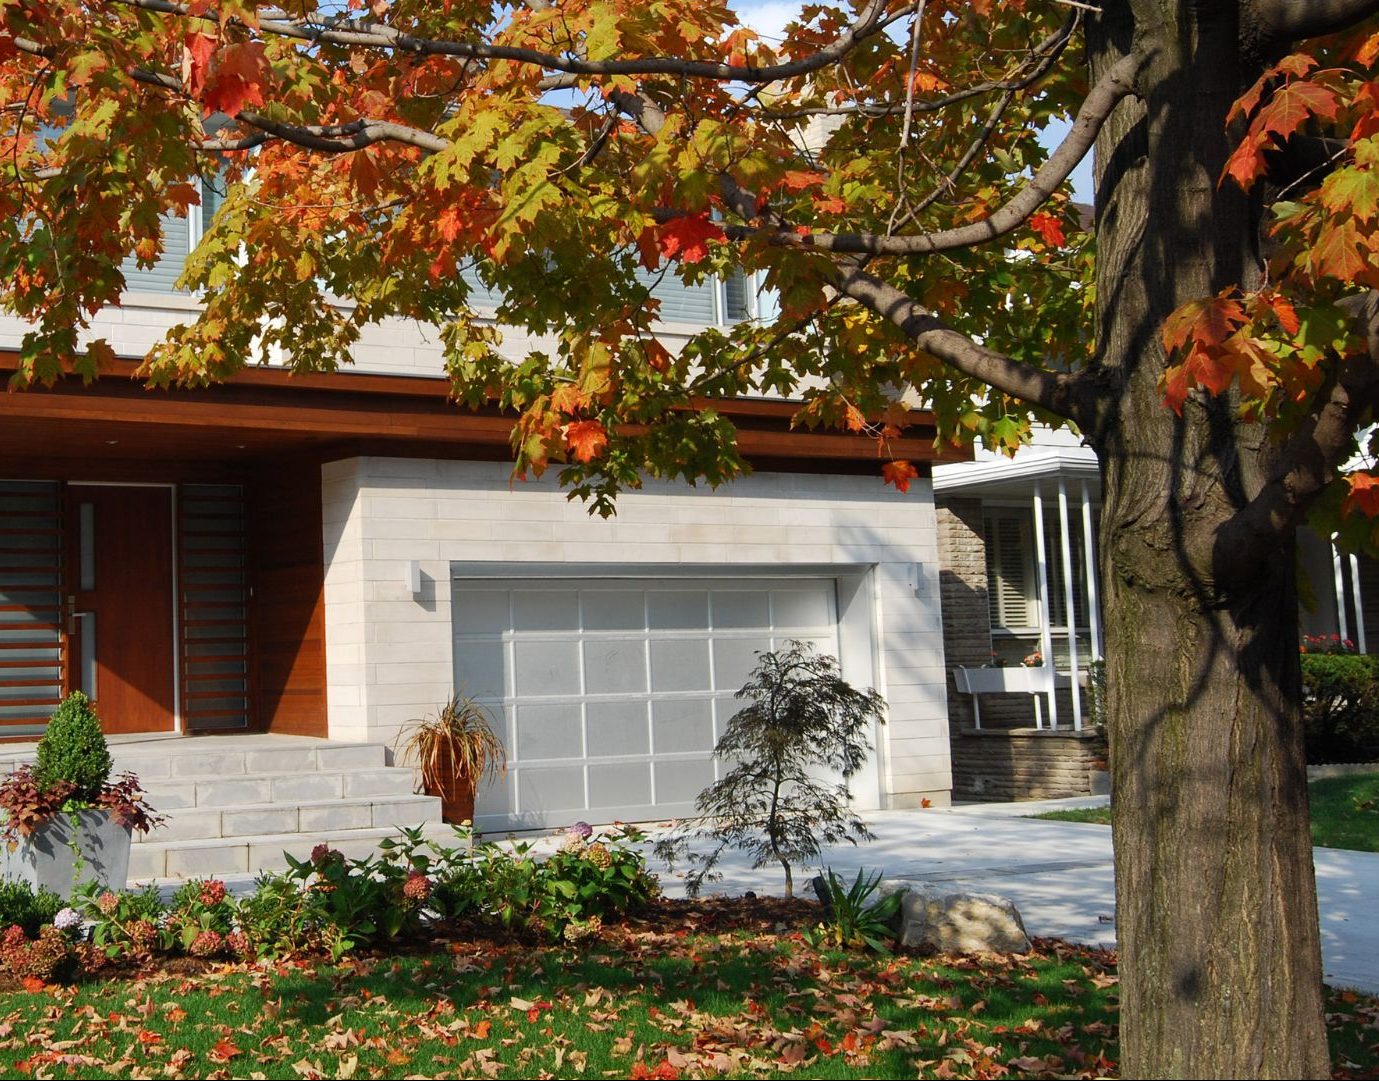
[451,576,854,832]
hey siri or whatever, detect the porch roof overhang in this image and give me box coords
[932,447,1099,501]
[0,353,969,478]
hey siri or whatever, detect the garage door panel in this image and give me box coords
[711,590,770,628]
[515,702,584,760]
[512,639,581,696]
[519,766,586,813]
[654,759,716,804]
[454,589,511,634]
[649,638,712,692]
[771,588,833,630]
[711,635,771,689]
[513,589,579,631]
[586,700,650,756]
[652,697,715,754]
[589,762,653,806]
[647,589,708,628]
[582,590,645,630]
[453,639,508,699]
[583,640,648,695]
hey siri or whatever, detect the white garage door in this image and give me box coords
[451,578,840,831]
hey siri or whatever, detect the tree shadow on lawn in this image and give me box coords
[260,929,1127,1079]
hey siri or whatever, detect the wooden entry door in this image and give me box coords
[66,485,176,733]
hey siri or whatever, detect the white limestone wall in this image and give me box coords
[320,456,954,809]
[0,294,705,378]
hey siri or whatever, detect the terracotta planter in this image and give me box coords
[427,761,478,825]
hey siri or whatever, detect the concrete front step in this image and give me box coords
[133,792,442,843]
[141,766,420,810]
[129,823,460,881]
[0,739,392,779]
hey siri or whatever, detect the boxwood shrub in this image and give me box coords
[1300,652,1379,763]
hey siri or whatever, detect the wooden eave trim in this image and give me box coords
[0,351,970,467]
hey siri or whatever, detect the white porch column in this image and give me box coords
[1032,483,1058,729]
[1058,477,1083,730]
[1333,535,1350,644]
[1350,553,1367,653]
[1080,480,1103,662]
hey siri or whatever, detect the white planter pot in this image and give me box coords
[953,666,1052,694]
[0,809,132,898]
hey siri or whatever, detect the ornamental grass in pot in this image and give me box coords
[0,692,162,896]
[397,694,507,824]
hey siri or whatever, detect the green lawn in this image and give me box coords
[0,900,1374,1079]
[1030,772,1379,852]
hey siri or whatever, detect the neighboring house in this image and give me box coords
[0,175,966,877]
[933,424,1379,802]
[933,428,1107,801]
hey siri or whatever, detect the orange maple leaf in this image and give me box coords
[780,170,825,191]
[882,460,918,493]
[181,31,216,100]
[202,41,271,118]
[1344,472,1379,517]
[565,419,609,462]
[657,214,725,264]
[208,1038,241,1063]
[1028,211,1066,247]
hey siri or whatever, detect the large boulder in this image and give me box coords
[881,882,1032,954]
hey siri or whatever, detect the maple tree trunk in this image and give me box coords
[1087,4,1330,1076]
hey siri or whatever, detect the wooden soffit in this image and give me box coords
[0,353,968,476]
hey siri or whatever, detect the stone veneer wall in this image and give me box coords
[937,495,1107,801]
[320,457,957,812]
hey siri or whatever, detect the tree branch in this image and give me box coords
[1251,0,1379,42]
[829,260,1093,426]
[1216,291,1379,577]
[114,0,897,85]
[716,53,1137,256]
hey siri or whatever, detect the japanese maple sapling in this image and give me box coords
[655,641,885,898]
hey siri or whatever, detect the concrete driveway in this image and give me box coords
[648,800,1379,995]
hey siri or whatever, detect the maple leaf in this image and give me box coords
[882,460,918,493]
[1344,472,1379,517]
[202,41,271,118]
[1267,293,1301,336]
[813,194,846,215]
[1028,211,1066,247]
[1255,80,1340,141]
[657,214,724,264]
[209,1038,242,1062]
[182,31,217,100]
[643,339,672,373]
[780,170,825,191]
[1222,137,1269,191]
[564,419,609,462]
[843,404,866,432]
[1161,292,1248,355]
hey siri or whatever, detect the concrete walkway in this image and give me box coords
[649,800,1379,995]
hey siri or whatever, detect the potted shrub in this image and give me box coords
[397,694,506,824]
[0,692,162,897]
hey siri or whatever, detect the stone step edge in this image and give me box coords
[0,741,395,764]
[131,823,464,855]
[130,793,441,843]
[138,765,421,786]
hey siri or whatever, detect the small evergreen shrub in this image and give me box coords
[1300,653,1379,763]
[0,881,61,938]
[33,692,112,802]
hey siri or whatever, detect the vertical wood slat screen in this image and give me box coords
[0,481,64,735]
[179,484,251,730]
